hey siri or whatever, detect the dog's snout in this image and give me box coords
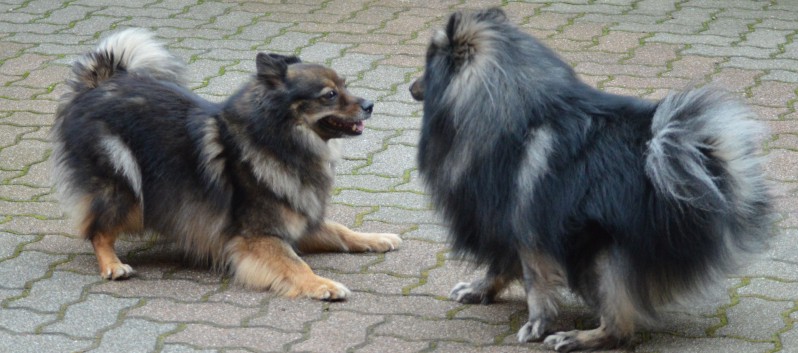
[360,100,374,114]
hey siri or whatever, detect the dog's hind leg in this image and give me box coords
[228,235,351,300]
[91,231,134,280]
[296,221,401,254]
[450,262,518,304]
[78,192,142,280]
[517,250,565,342]
[542,253,635,352]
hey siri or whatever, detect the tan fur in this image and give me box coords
[226,236,351,300]
[296,221,401,253]
[85,203,142,280]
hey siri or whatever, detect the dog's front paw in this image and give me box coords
[450,281,490,304]
[517,318,550,342]
[352,232,402,252]
[99,262,134,280]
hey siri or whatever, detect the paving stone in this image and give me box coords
[374,315,506,344]
[368,239,445,277]
[335,189,427,209]
[0,307,55,332]
[160,344,218,353]
[0,232,35,259]
[9,270,99,312]
[127,298,253,326]
[334,174,396,192]
[0,330,93,353]
[91,278,219,301]
[333,292,458,318]
[636,334,774,353]
[0,251,66,289]
[716,297,791,341]
[292,311,385,352]
[324,272,417,295]
[93,318,177,353]
[354,336,430,353]
[338,128,394,160]
[358,144,417,177]
[299,42,351,64]
[43,293,139,338]
[166,324,302,351]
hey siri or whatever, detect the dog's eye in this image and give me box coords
[325,90,338,100]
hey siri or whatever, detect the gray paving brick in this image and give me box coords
[0,251,66,289]
[166,324,302,351]
[92,318,177,353]
[247,296,322,331]
[293,311,385,352]
[324,272,417,295]
[127,298,252,326]
[335,190,427,209]
[333,292,458,318]
[0,232,35,259]
[374,315,506,344]
[636,334,774,353]
[357,144,416,177]
[716,297,791,340]
[9,271,99,312]
[0,330,93,353]
[359,65,416,91]
[161,344,218,353]
[299,42,351,64]
[339,128,395,160]
[329,52,382,77]
[0,307,54,332]
[43,293,139,338]
[91,278,220,301]
[354,336,429,353]
[334,174,397,192]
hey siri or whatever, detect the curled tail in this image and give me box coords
[64,28,185,96]
[645,87,769,214]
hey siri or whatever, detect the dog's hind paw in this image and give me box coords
[517,318,550,342]
[100,262,134,280]
[298,277,352,301]
[450,281,490,304]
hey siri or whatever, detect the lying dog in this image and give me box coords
[52,28,401,300]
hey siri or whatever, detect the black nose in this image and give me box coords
[360,100,374,114]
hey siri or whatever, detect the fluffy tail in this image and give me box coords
[64,28,185,96]
[645,87,768,213]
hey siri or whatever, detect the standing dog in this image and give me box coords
[52,28,401,300]
[411,8,771,352]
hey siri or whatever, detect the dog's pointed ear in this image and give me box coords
[445,11,462,42]
[478,7,507,23]
[256,53,300,87]
[266,53,302,65]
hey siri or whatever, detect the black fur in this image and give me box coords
[413,8,772,351]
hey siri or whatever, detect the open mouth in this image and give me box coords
[320,116,365,136]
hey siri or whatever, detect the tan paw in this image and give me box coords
[299,276,351,301]
[350,232,402,252]
[99,262,134,280]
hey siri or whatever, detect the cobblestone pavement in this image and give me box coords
[1,1,798,352]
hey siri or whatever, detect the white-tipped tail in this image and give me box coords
[64,28,185,95]
[645,87,767,211]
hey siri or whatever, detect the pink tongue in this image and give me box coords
[354,121,365,133]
